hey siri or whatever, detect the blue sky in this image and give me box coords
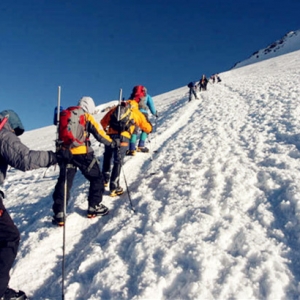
[1,0,300,130]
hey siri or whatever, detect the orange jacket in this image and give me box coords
[100,100,152,139]
[71,113,112,154]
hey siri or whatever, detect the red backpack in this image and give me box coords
[58,106,87,148]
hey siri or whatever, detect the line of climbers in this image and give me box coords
[187,73,222,102]
[0,85,157,300]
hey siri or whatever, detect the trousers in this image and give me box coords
[0,193,20,297]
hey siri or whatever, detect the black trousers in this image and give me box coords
[102,136,129,191]
[200,84,207,91]
[0,194,20,297]
[189,88,197,101]
[52,152,105,214]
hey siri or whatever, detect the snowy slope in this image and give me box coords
[3,49,300,299]
[232,29,300,69]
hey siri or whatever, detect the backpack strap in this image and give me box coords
[86,156,99,173]
[0,115,9,131]
[82,111,89,148]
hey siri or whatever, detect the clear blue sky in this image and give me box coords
[1,0,300,130]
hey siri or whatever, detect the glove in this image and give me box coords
[56,149,73,165]
[47,151,58,167]
[111,139,120,149]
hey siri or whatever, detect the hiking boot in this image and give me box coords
[87,204,109,218]
[103,172,110,187]
[137,147,149,153]
[0,288,27,300]
[52,212,65,227]
[126,150,136,156]
[110,187,124,197]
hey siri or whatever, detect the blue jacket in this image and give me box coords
[139,94,156,115]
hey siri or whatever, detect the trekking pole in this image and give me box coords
[122,167,135,213]
[148,113,158,161]
[55,85,66,300]
[116,88,135,212]
[43,86,61,178]
[148,114,159,175]
[153,112,158,150]
[62,164,68,300]
[117,88,122,120]
[56,86,61,141]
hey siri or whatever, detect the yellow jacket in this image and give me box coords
[100,100,152,139]
[71,113,112,154]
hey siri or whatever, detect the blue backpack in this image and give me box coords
[53,106,64,125]
[187,82,194,88]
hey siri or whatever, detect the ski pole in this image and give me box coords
[122,166,135,213]
[148,113,158,161]
[119,146,135,213]
[55,85,62,156]
[147,114,159,175]
[62,165,68,300]
[53,85,66,300]
[155,113,158,129]
[43,86,62,178]
[116,87,135,212]
[56,86,61,142]
[117,88,122,121]
[153,113,158,150]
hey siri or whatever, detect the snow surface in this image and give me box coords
[3,49,300,299]
[232,29,300,69]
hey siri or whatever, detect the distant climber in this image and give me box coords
[199,75,208,91]
[187,81,199,102]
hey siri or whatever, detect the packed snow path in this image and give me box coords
[4,50,300,299]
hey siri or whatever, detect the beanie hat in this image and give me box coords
[130,85,146,103]
[77,97,96,114]
[0,110,24,136]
